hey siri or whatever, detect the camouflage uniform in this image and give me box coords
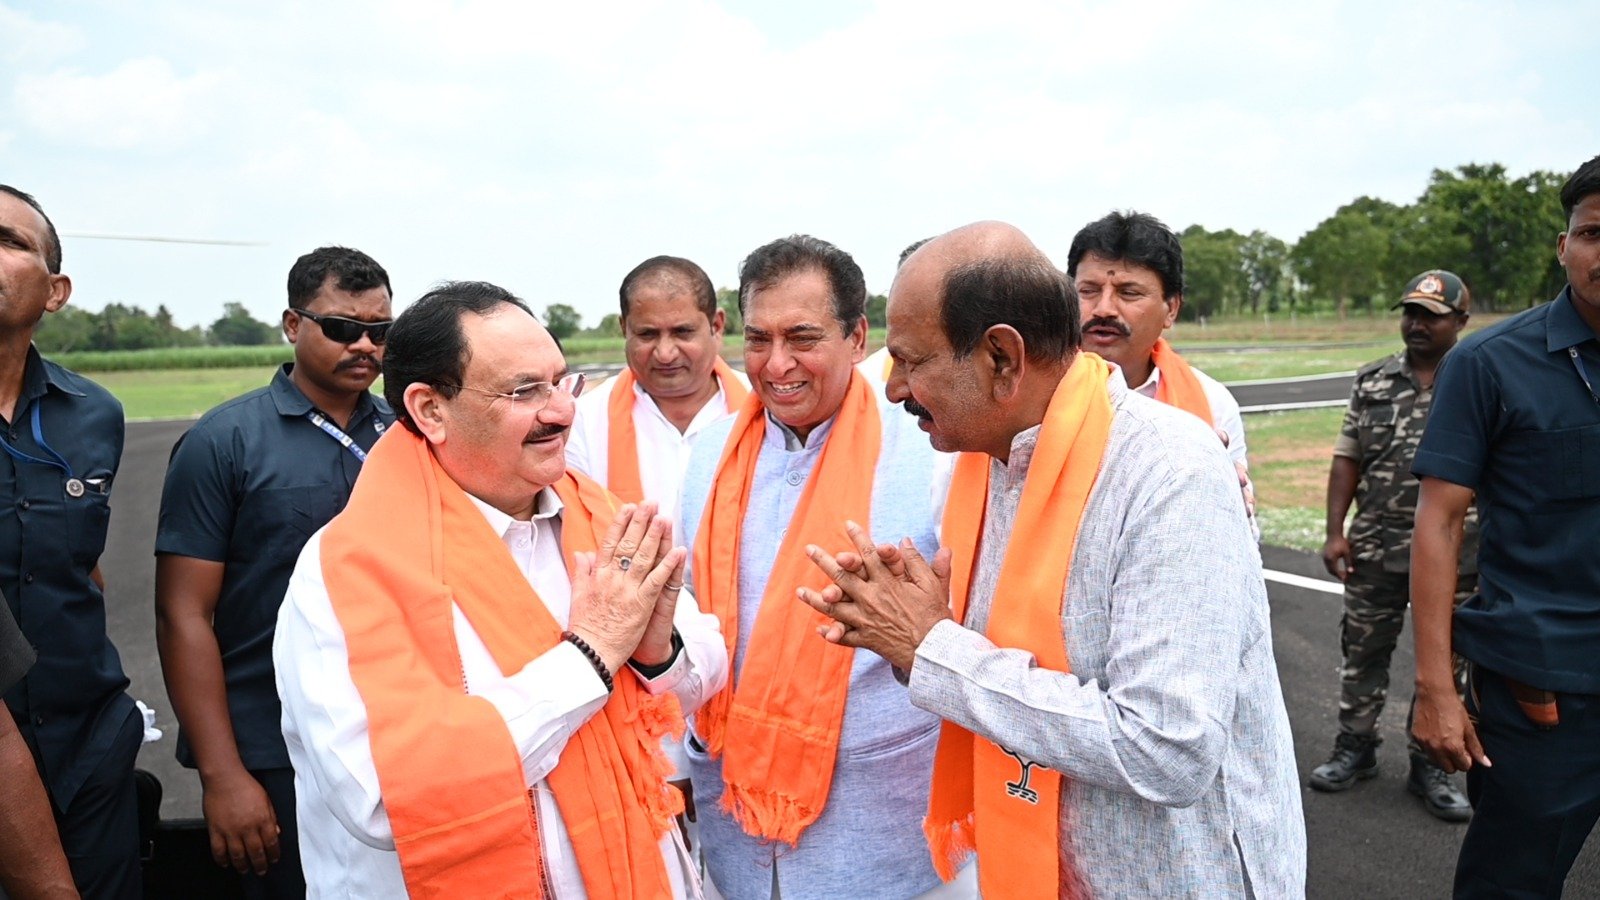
[1333,351,1480,752]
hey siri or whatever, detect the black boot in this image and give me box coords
[1407,755,1472,822]
[1309,733,1379,792]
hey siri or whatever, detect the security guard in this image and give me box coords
[0,184,139,897]
[1313,269,1478,822]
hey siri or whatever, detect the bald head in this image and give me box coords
[892,220,1078,365]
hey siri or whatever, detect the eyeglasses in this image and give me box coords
[292,309,393,345]
[445,372,586,410]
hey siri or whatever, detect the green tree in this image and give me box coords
[1239,231,1292,314]
[1402,163,1568,311]
[1179,225,1246,321]
[34,306,99,352]
[543,303,583,340]
[210,302,279,346]
[1291,202,1394,316]
[864,294,888,328]
[716,287,742,331]
[593,312,623,338]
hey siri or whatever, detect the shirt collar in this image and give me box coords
[22,345,85,406]
[270,362,379,423]
[763,408,837,451]
[1547,287,1597,353]
[465,486,565,537]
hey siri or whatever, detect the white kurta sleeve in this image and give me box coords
[907,447,1255,808]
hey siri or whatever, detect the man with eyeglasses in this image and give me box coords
[154,246,395,898]
[273,281,727,897]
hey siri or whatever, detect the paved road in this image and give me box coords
[98,400,1596,898]
[1230,372,1354,410]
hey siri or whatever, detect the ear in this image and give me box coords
[1559,231,1569,267]
[42,273,72,314]
[283,308,301,345]
[710,307,726,338]
[404,382,449,444]
[982,324,1027,401]
[846,315,868,365]
[1163,293,1183,329]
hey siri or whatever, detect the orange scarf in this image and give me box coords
[607,357,749,504]
[690,372,881,845]
[1150,337,1212,423]
[926,353,1114,900]
[320,427,682,899]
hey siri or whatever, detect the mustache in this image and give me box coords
[1083,316,1131,337]
[903,398,932,420]
[336,353,380,371]
[524,423,569,442]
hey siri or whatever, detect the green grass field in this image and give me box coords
[1246,407,1345,551]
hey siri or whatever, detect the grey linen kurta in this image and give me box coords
[910,376,1306,898]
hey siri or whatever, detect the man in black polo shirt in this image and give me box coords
[1,184,138,899]
[1412,154,1600,898]
[1,601,79,898]
[155,247,395,898]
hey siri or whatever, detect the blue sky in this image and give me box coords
[2,0,1595,329]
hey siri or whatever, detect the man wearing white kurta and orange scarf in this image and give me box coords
[566,255,749,524]
[801,223,1304,898]
[274,282,728,898]
[1067,211,1255,526]
[678,235,972,900]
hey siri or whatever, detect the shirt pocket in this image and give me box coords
[68,482,113,567]
[1503,423,1600,502]
[241,485,340,545]
[1356,403,1398,448]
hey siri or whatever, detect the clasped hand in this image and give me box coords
[796,520,954,671]
[568,502,686,675]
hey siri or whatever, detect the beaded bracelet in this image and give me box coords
[561,631,614,694]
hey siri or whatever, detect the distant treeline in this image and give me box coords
[36,301,281,353]
[39,162,1570,353]
[1176,162,1569,320]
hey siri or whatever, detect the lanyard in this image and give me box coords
[306,411,375,463]
[1569,348,1600,406]
[0,402,86,496]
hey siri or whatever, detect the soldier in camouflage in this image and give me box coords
[1312,269,1479,823]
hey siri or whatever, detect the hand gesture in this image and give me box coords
[568,503,686,674]
[797,521,954,670]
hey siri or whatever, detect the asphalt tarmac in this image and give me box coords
[96,408,1597,899]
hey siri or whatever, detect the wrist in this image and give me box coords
[630,628,682,670]
[563,630,617,693]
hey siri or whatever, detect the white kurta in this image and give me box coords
[275,488,728,899]
[565,369,748,526]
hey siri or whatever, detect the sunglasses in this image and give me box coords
[292,309,393,345]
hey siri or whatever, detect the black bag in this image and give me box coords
[135,769,245,899]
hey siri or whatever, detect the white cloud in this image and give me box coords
[14,57,226,151]
[0,3,85,66]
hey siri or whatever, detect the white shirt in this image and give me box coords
[1123,361,1249,469]
[565,370,748,525]
[275,487,728,899]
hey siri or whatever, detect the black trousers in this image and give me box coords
[59,707,142,900]
[1455,665,1600,899]
[239,767,304,900]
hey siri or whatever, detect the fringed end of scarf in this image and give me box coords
[719,783,821,847]
[624,693,688,828]
[923,812,977,882]
[628,691,685,740]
